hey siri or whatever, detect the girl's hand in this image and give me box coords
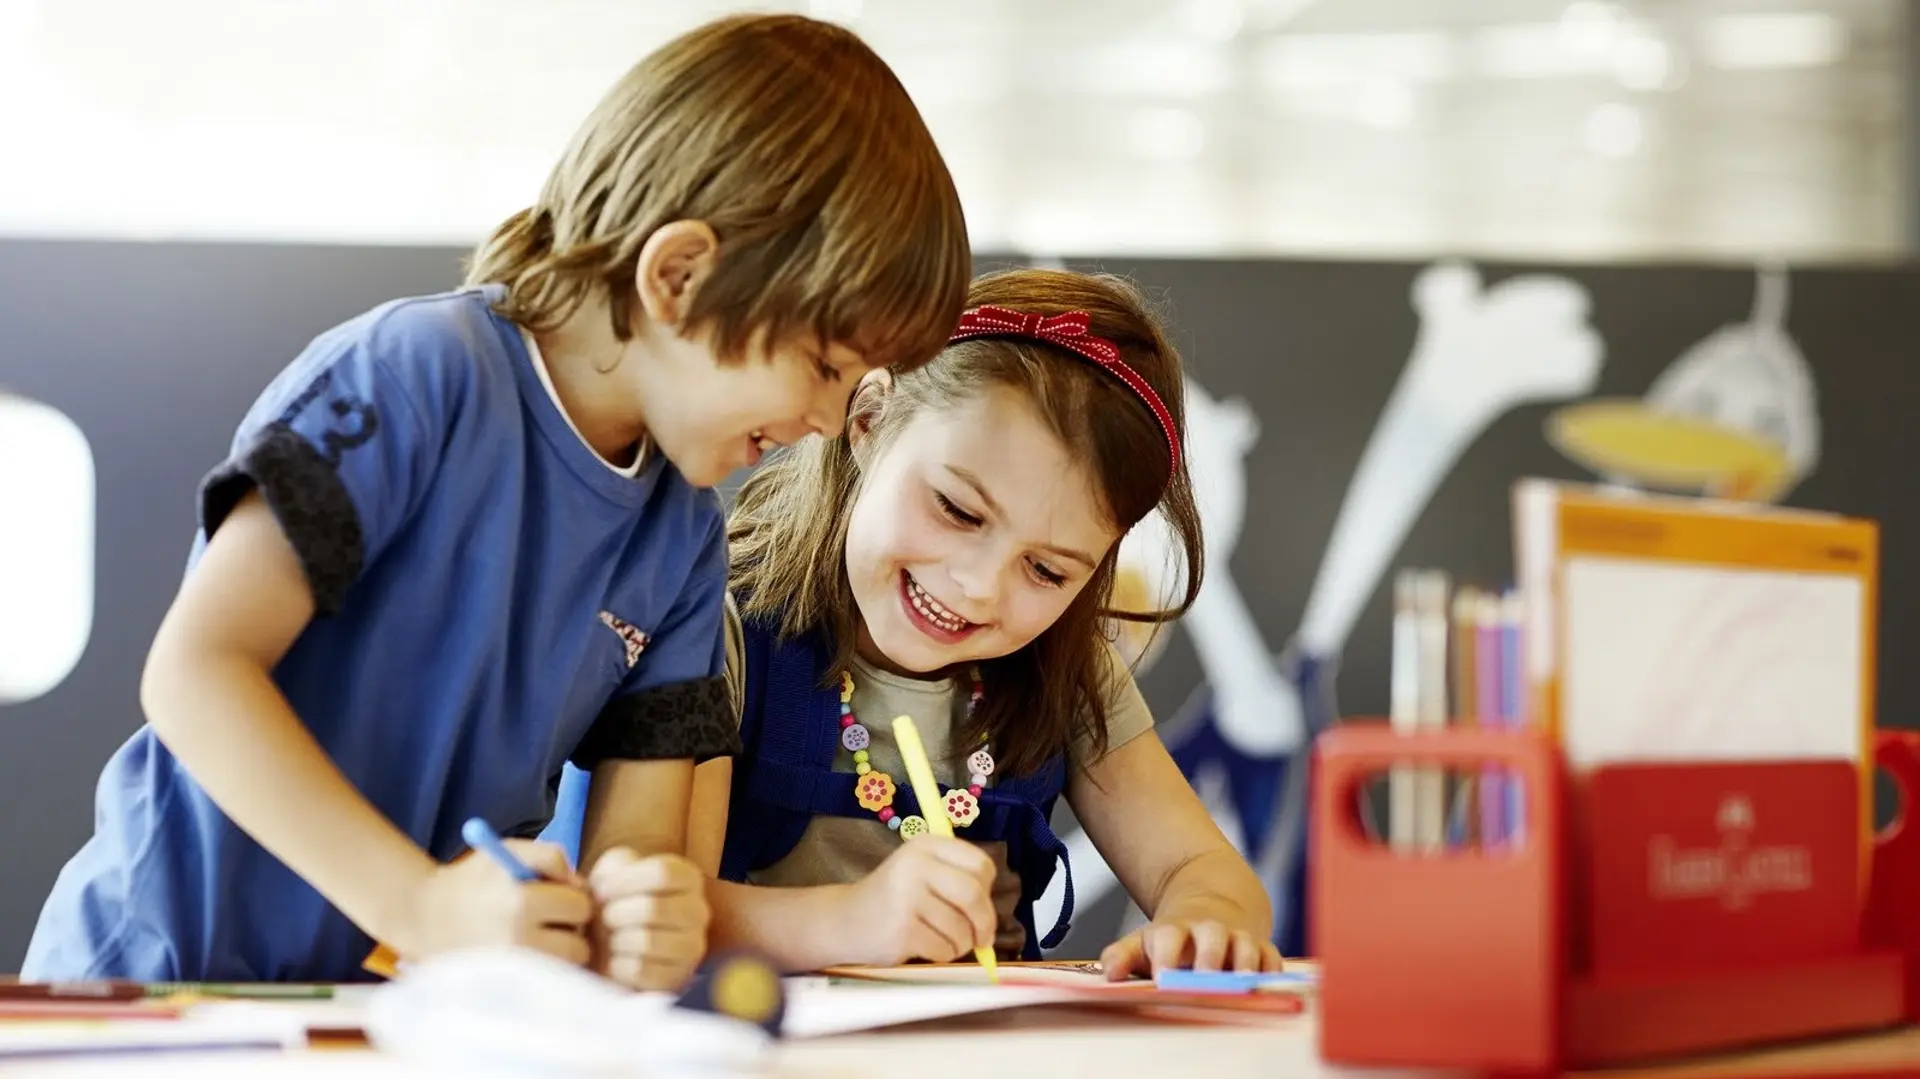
[849,837,997,966]
[1099,919,1284,981]
[589,848,711,991]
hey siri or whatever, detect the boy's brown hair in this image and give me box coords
[465,14,969,372]
[730,269,1205,777]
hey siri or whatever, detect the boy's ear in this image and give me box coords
[847,368,894,463]
[633,220,719,329]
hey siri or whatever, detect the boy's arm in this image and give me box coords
[570,510,740,990]
[142,491,511,957]
[579,758,694,873]
[686,756,731,878]
[150,332,593,965]
[682,591,746,878]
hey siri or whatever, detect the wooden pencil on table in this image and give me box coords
[1389,570,1419,852]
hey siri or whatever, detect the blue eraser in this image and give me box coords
[1153,968,1315,994]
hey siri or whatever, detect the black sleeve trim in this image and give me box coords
[571,676,741,769]
[199,423,365,617]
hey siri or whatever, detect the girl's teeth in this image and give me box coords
[907,576,966,631]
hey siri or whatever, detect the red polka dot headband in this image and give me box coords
[947,305,1181,473]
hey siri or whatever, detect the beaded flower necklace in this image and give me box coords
[841,667,995,839]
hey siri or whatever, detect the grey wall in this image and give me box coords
[3,240,1918,967]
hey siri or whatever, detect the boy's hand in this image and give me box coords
[407,841,593,965]
[589,848,711,991]
[1099,918,1284,981]
[849,837,997,966]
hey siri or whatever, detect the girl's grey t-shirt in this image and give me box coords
[722,598,1155,953]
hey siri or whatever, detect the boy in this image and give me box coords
[25,13,969,989]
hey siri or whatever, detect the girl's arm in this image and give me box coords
[142,491,591,963]
[690,756,861,972]
[690,757,997,973]
[1069,725,1283,978]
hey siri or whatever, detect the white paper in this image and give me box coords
[0,1011,306,1059]
[363,948,770,1074]
[1560,554,1863,768]
[781,984,1104,1039]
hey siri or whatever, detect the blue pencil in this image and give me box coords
[1498,591,1525,846]
[461,817,540,882]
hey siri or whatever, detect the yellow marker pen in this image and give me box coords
[891,714,999,984]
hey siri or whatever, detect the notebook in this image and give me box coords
[1512,479,1877,845]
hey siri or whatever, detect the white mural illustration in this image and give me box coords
[1549,265,1817,504]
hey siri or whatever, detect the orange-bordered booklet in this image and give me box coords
[1512,479,1879,870]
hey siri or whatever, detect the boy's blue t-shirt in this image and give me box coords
[23,286,738,982]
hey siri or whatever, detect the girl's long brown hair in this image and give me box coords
[729,269,1204,776]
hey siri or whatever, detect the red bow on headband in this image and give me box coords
[948,304,1181,472]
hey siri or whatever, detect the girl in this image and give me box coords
[698,268,1282,976]
[23,13,969,988]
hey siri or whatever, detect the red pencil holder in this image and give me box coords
[1311,723,1920,1074]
